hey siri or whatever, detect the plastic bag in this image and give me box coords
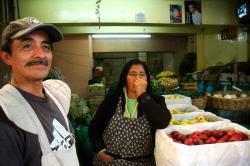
[155,122,250,166]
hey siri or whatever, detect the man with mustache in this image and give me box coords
[0,17,79,166]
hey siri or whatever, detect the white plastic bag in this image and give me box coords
[155,122,250,166]
[172,111,230,122]
[167,104,204,113]
[162,94,192,105]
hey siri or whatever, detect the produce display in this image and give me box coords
[165,94,183,99]
[154,70,250,165]
[156,70,176,78]
[168,129,249,145]
[208,91,250,110]
[164,95,192,105]
[169,108,200,114]
[155,122,250,166]
[151,81,206,99]
[169,109,185,114]
[158,77,179,88]
[169,107,202,114]
[69,93,93,125]
[169,115,208,125]
[152,70,179,90]
[212,93,248,98]
[167,103,202,114]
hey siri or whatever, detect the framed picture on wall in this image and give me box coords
[185,1,202,25]
[170,4,182,23]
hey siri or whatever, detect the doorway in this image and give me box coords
[93,52,175,88]
[147,52,175,75]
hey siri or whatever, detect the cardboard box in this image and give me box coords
[182,83,198,90]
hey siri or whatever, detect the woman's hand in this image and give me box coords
[97,151,114,161]
[134,78,147,97]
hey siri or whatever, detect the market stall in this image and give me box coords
[152,68,250,165]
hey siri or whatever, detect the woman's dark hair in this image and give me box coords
[114,59,151,97]
[172,5,181,12]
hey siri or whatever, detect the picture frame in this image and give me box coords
[185,1,202,25]
[170,4,182,23]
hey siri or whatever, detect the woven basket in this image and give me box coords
[208,91,250,110]
[192,96,207,110]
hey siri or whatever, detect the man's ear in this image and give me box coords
[0,51,12,66]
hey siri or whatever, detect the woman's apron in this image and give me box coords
[94,99,155,166]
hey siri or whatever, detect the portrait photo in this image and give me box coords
[170,4,182,23]
[185,1,202,25]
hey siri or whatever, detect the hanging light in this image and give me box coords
[92,34,151,38]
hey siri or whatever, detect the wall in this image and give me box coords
[203,28,248,67]
[19,0,238,25]
[53,35,92,98]
[202,0,238,25]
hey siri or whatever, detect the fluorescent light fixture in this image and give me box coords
[92,34,151,38]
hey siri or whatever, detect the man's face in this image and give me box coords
[6,30,53,83]
[189,5,195,14]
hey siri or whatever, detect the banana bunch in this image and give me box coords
[196,115,207,122]
[158,77,178,88]
[170,109,185,114]
[169,115,208,125]
[157,71,176,78]
[167,95,183,99]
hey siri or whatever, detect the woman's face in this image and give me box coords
[173,8,180,17]
[126,64,147,93]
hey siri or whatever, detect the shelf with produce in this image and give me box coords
[207,91,250,111]
[152,70,179,92]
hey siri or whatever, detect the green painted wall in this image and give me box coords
[16,0,247,70]
[19,0,238,29]
[203,28,248,67]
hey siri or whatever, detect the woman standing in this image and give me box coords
[89,59,171,165]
